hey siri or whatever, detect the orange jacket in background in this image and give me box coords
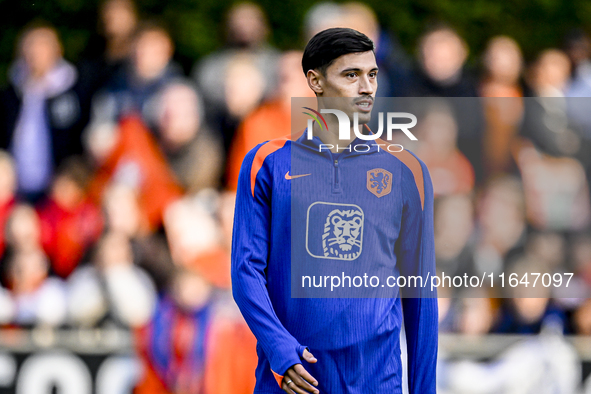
[226,100,291,190]
[89,116,183,230]
[421,149,475,197]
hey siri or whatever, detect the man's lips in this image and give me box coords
[354,98,374,112]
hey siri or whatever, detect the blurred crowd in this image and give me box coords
[2,0,591,392]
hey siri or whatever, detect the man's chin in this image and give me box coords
[354,111,372,125]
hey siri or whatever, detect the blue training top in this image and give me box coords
[231,131,438,394]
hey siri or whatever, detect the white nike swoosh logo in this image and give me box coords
[285,171,311,180]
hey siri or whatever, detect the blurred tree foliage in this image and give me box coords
[0,0,590,85]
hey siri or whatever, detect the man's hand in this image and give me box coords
[281,349,319,394]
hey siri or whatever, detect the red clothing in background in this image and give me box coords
[38,198,103,278]
[0,198,16,259]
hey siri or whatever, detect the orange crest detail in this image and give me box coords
[367,168,392,198]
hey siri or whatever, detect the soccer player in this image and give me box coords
[231,27,438,393]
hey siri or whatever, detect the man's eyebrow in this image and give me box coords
[340,67,379,73]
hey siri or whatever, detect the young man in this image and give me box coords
[232,28,437,393]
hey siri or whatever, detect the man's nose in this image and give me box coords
[359,75,375,95]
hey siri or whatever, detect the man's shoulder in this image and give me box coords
[241,137,291,196]
[374,141,428,208]
[244,136,292,167]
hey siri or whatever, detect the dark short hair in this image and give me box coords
[55,156,92,190]
[302,27,374,75]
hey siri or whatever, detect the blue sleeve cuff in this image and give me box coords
[271,343,310,376]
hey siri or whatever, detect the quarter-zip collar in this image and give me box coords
[293,125,383,160]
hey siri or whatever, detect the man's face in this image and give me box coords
[420,29,467,82]
[134,30,173,81]
[314,51,378,124]
[22,28,62,78]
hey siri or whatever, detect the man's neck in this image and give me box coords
[312,121,356,153]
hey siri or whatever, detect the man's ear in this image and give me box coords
[306,69,324,95]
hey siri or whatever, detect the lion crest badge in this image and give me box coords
[322,208,364,260]
[306,202,364,261]
[367,168,392,198]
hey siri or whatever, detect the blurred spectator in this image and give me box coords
[212,53,268,155]
[225,50,312,189]
[103,183,145,237]
[303,2,411,97]
[571,233,591,291]
[223,2,270,48]
[87,115,183,231]
[164,191,230,289]
[0,23,86,202]
[573,298,591,335]
[480,36,524,178]
[406,26,485,183]
[473,176,527,277]
[414,100,475,196]
[103,183,174,292]
[524,231,566,272]
[481,36,524,98]
[495,258,567,334]
[341,2,412,97]
[37,157,103,278]
[434,194,475,279]
[155,81,224,193]
[6,248,67,327]
[303,2,347,40]
[456,291,496,336]
[78,0,139,101]
[3,204,43,256]
[520,51,591,214]
[2,204,66,328]
[563,30,591,142]
[408,24,476,97]
[514,138,590,231]
[218,191,236,254]
[225,54,266,120]
[0,151,17,260]
[564,29,591,97]
[496,295,565,334]
[527,49,571,97]
[100,0,139,64]
[193,2,279,152]
[341,2,379,51]
[497,234,570,334]
[134,267,257,394]
[67,231,156,328]
[90,21,182,130]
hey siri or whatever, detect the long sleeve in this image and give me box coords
[396,155,438,394]
[231,144,307,379]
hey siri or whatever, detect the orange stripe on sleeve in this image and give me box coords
[378,138,425,209]
[272,370,284,387]
[250,139,288,197]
